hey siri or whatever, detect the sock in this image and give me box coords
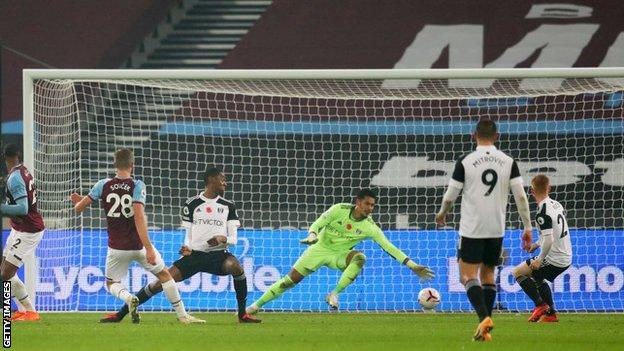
[538,281,556,314]
[482,284,497,316]
[233,273,248,318]
[255,275,295,308]
[10,276,35,312]
[333,253,365,294]
[108,282,134,304]
[516,275,544,306]
[118,283,156,318]
[465,279,488,321]
[14,298,25,312]
[162,279,187,319]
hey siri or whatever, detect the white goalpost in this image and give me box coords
[23,68,624,312]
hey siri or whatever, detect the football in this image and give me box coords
[418,287,441,310]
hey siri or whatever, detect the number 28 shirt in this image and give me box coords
[88,177,146,250]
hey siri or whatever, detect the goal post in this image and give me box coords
[23,68,624,312]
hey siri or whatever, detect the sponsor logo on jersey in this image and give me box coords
[193,218,224,226]
[218,207,224,213]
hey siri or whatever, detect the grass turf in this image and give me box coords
[9,312,624,351]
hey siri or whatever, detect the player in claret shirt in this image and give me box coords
[1,144,45,321]
[246,188,434,316]
[71,148,203,324]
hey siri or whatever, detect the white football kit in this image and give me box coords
[534,197,573,268]
[180,193,240,252]
[449,145,523,239]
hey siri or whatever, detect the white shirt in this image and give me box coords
[180,193,240,252]
[535,197,573,267]
[449,145,523,238]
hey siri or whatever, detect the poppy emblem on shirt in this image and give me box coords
[346,223,352,230]
[206,207,212,213]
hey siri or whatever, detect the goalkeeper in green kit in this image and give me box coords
[246,189,434,314]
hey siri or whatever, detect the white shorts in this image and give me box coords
[105,247,166,282]
[2,229,44,268]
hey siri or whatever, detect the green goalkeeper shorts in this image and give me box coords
[292,244,350,276]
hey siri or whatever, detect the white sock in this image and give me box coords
[162,279,187,318]
[10,276,35,312]
[14,297,25,312]
[108,283,134,304]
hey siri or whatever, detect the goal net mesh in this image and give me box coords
[30,74,624,312]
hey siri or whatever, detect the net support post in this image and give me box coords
[22,70,37,302]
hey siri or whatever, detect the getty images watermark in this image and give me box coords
[2,281,10,348]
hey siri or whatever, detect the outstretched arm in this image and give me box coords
[372,229,434,280]
[70,193,93,213]
[72,179,105,214]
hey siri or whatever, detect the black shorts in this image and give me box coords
[457,236,503,266]
[526,257,570,282]
[173,250,234,280]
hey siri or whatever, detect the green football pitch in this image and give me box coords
[9,313,624,351]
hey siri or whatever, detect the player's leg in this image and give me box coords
[1,258,34,320]
[479,265,496,317]
[220,254,260,323]
[512,258,549,322]
[2,229,44,321]
[458,237,492,341]
[481,238,503,317]
[0,257,22,318]
[247,268,305,315]
[111,265,185,322]
[535,279,558,322]
[248,245,325,314]
[104,248,139,323]
[327,250,366,309]
[137,248,199,323]
[512,260,544,305]
[535,264,569,322]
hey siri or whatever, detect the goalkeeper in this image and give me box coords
[247,189,434,314]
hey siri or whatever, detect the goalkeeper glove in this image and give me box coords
[299,232,318,245]
[406,259,435,280]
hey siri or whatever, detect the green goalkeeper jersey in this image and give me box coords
[308,203,408,264]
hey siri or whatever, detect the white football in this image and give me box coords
[418,287,441,310]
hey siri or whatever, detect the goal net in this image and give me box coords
[25,69,624,312]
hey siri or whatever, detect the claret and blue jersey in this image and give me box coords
[3,164,45,233]
[88,176,146,250]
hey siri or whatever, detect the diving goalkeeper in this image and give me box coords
[246,189,434,314]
